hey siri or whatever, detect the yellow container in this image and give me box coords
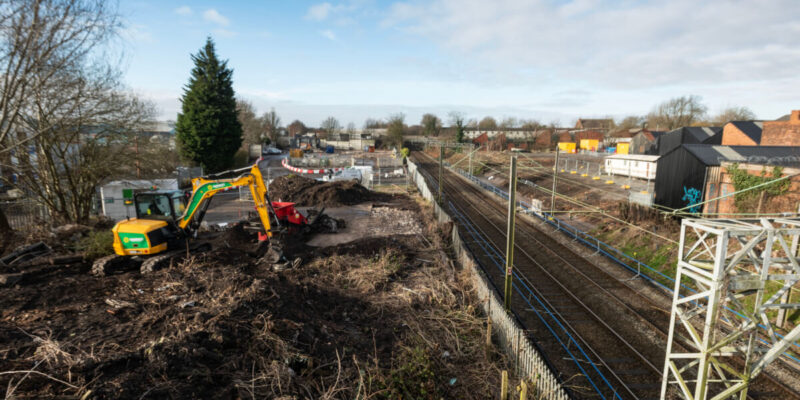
[617,142,630,154]
[579,139,599,151]
[557,142,576,153]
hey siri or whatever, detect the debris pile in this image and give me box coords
[270,174,372,206]
[0,193,510,399]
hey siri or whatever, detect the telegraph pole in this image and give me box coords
[551,148,559,216]
[438,145,444,203]
[469,143,474,175]
[504,155,518,311]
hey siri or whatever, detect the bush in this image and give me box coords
[74,230,114,261]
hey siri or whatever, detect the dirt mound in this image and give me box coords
[0,201,508,399]
[270,175,371,207]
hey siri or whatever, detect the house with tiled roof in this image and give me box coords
[573,118,614,134]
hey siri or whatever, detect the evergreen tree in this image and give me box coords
[176,37,242,172]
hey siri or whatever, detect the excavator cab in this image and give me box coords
[134,191,187,220]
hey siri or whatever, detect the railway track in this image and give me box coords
[413,152,800,400]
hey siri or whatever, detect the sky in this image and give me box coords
[119,0,800,128]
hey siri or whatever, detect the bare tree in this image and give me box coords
[261,108,281,144]
[616,115,646,131]
[6,66,155,224]
[449,111,467,143]
[345,122,356,136]
[646,95,708,130]
[287,119,306,137]
[499,117,519,129]
[712,106,757,125]
[320,116,340,139]
[237,99,264,146]
[386,113,405,148]
[478,116,498,130]
[520,119,543,131]
[420,113,441,136]
[0,0,121,243]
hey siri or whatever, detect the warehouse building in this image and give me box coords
[656,126,722,156]
[653,144,800,212]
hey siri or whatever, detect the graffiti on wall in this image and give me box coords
[682,186,703,213]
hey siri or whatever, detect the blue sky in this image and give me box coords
[119,0,800,127]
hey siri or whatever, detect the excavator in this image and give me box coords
[92,162,330,275]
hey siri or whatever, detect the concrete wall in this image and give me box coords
[761,110,800,146]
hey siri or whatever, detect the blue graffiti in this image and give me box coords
[682,186,702,213]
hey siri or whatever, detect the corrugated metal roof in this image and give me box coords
[606,154,660,162]
[682,144,800,166]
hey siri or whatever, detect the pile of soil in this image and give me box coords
[0,196,508,399]
[270,175,372,207]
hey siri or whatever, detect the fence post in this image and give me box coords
[504,155,518,311]
[501,370,509,400]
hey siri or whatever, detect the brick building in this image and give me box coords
[574,130,604,142]
[720,121,763,146]
[703,162,800,216]
[574,118,614,134]
[761,110,800,146]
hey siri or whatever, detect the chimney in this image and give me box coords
[791,110,800,123]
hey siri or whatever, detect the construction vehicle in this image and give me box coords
[92,162,329,275]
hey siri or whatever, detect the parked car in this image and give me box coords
[261,146,282,155]
[322,168,363,185]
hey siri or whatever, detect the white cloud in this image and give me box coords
[320,29,337,41]
[213,28,237,38]
[120,24,154,43]
[384,0,800,90]
[203,9,230,26]
[174,5,192,16]
[306,3,333,21]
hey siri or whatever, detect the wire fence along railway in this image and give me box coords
[412,155,664,399]
[413,151,800,399]
[446,157,800,370]
[408,158,571,400]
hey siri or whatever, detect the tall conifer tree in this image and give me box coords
[176,37,242,172]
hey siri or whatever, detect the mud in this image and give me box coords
[0,192,507,399]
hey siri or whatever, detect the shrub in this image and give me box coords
[74,230,114,260]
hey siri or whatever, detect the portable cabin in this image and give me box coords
[558,142,576,153]
[654,144,800,212]
[616,142,630,154]
[579,139,599,151]
[604,154,659,179]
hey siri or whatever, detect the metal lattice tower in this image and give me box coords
[661,218,800,400]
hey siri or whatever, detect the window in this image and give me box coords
[136,194,172,218]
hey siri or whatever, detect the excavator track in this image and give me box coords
[140,243,212,274]
[92,254,141,276]
[140,250,186,274]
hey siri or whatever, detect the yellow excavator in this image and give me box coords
[93,162,327,275]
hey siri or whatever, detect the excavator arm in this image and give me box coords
[178,163,274,237]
